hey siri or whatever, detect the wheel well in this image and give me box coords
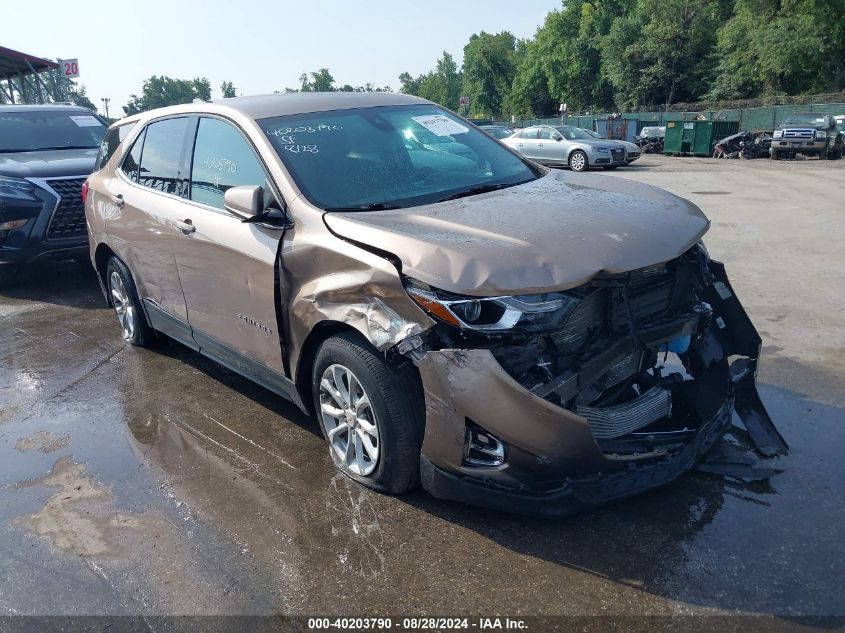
[293,321,425,419]
[295,320,360,414]
[94,243,116,304]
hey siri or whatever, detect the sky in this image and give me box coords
[4,0,561,118]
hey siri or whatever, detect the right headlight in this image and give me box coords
[773,130,783,139]
[0,176,38,202]
[405,280,579,333]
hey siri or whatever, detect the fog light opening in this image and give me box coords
[463,420,506,468]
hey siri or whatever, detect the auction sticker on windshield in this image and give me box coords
[69,115,102,127]
[412,114,468,136]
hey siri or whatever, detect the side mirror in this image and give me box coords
[554,136,563,142]
[224,185,262,219]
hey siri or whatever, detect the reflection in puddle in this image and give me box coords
[326,475,385,579]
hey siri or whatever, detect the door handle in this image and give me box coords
[110,194,124,207]
[538,143,544,147]
[175,219,196,234]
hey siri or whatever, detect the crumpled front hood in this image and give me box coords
[0,149,98,179]
[323,170,710,297]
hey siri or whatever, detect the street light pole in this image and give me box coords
[101,97,110,119]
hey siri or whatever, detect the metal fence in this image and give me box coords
[509,103,845,137]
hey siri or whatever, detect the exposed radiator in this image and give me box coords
[577,386,671,439]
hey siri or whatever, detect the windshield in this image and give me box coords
[554,127,593,141]
[781,114,828,126]
[0,110,106,152]
[259,105,539,210]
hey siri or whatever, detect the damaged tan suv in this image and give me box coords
[86,93,785,515]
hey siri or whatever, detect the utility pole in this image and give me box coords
[101,97,110,119]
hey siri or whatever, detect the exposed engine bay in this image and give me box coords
[403,244,787,462]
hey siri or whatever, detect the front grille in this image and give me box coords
[782,128,814,140]
[611,148,625,161]
[45,178,87,240]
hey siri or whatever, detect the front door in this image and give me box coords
[174,116,286,376]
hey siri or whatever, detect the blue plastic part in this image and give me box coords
[660,335,691,355]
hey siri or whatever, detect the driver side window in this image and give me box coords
[190,117,268,211]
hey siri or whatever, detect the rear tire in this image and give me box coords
[312,332,424,494]
[569,150,589,172]
[105,256,155,347]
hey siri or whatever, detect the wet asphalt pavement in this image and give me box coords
[1,155,844,622]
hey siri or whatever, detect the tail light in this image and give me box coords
[81,179,89,204]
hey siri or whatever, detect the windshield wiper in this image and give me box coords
[436,181,522,203]
[324,202,403,212]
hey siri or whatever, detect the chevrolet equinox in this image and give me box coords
[85,93,784,515]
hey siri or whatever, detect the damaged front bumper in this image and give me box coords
[408,255,786,516]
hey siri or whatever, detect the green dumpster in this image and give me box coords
[664,120,739,156]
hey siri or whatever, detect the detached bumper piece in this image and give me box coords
[415,246,785,516]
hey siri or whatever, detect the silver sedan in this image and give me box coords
[502,125,629,171]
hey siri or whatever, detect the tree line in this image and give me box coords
[113,0,843,118]
[402,0,845,117]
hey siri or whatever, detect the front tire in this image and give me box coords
[106,256,155,347]
[312,332,424,494]
[569,150,589,172]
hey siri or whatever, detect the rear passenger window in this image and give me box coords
[518,129,538,139]
[190,117,267,210]
[96,122,136,171]
[120,128,145,183]
[137,117,192,197]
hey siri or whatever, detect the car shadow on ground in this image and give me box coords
[0,260,103,310]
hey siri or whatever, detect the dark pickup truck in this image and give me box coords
[770,113,843,160]
[0,104,107,285]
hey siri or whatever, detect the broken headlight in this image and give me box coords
[404,279,579,332]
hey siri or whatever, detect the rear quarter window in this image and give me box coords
[95,122,137,171]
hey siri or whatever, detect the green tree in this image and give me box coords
[601,0,724,107]
[398,52,462,109]
[68,84,96,111]
[123,76,212,115]
[708,0,845,99]
[299,68,336,92]
[220,80,237,98]
[461,32,519,117]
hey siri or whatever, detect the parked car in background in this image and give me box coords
[479,125,515,140]
[635,126,666,153]
[581,129,641,164]
[85,92,781,515]
[502,125,630,171]
[0,104,107,286]
[771,113,843,160]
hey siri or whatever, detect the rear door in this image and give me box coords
[511,128,541,159]
[174,115,287,376]
[105,117,194,338]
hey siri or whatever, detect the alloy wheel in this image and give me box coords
[109,271,136,342]
[318,363,380,476]
[570,151,587,171]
